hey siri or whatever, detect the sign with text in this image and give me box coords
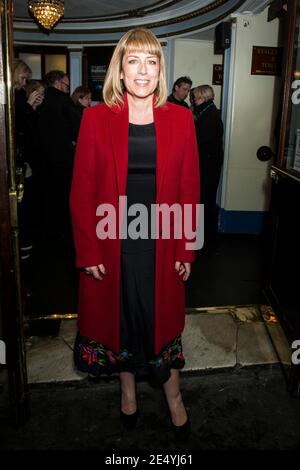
[251,46,282,76]
[212,64,223,85]
[89,64,107,101]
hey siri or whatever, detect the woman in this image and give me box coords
[70,29,200,439]
[193,85,223,238]
[24,80,45,237]
[14,60,44,260]
[25,79,45,110]
[70,86,92,141]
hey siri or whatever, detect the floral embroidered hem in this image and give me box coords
[74,333,185,385]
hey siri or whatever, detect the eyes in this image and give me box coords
[127,57,157,66]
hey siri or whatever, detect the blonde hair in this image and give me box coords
[25,79,45,99]
[193,85,215,102]
[103,28,167,108]
[71,86,91,105]
[13,59,32,90]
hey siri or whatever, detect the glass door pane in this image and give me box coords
[286,1,300,172]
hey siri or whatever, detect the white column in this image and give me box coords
[165,39,175,94]
[69,48,83,94]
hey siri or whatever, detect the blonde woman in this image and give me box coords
[70,29,200,441]
[70,86,92,140]
[13,59,41,258]
[193,85,223,237]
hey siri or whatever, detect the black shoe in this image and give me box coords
[120,409,138,430]
[171,416,191,442]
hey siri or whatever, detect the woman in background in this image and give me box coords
[14,60,44,260]
[193,85,223,239]
[71,86,92,141]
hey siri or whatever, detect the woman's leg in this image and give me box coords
[163,369,188,426]
[119,371,137,415]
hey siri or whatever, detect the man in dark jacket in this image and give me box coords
[167,76,192,109]
[38,70,76,242]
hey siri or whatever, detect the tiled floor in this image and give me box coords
[25,305,291,384]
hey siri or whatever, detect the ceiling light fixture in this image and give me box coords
[28,0,64,31]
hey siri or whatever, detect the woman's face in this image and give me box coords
[35,86,45,106]
[79,94,92,108]
[195,95,205,106]
[121,50,159,100]
[17,73,29,90]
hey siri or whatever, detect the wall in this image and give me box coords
[220,9,281,233]
[172,39,223,107]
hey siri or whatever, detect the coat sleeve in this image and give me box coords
[70,110,103,268]
[175,110,200,262]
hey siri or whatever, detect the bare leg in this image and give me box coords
[163,369,188,426]
[119,371,137,415]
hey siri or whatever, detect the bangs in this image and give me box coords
[122,30,162,58]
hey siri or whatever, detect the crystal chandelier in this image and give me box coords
[28,0,64,31]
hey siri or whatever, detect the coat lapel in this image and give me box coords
[154,104,170,200]
[108,100,129,196]
[108,96,170,199]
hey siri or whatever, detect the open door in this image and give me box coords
[0,0,29,423]
[266,0,300,397]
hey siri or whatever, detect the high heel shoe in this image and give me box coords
[171,416,191,442]
[120,409,139,430]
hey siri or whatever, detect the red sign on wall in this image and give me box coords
[212,64,223,85]
[251,46,282,76]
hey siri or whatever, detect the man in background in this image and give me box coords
[38,70,75,243]
[167,76,192,109]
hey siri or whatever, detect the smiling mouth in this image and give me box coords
[135,80,150,86]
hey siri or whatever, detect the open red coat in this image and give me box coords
[70,96,200,355]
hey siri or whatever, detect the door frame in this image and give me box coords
[0,0,29,424]
[265,0,300,397]
[276,0,297,169]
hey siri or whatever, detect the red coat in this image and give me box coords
[70,96,200,355]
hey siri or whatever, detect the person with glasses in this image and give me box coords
[37,70,76,245]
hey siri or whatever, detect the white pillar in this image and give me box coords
[69,48,83,95]
[165,39,175,94]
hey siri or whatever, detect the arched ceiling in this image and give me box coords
[13,0,271,45]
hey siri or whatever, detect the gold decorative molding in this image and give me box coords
[14,0,181,23]
[14,0,239,33]
[14,0,244,45]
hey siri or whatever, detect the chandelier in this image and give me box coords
[28,0,64,31]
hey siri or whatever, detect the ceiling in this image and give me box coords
[15,0,204,20]
[13,0,271,45]
[14,0,271,20]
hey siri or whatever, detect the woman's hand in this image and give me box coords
[84,264,106,280]
[27,90,44,109]
[27,90,40,108]
[175,261,191,282]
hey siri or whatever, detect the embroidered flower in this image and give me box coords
[81,345,97,365]
[76,333,184,373]
[119,350,130,361]
[106,350,117,364]
[177,351,184,361]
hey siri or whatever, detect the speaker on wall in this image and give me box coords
[215,22,231,50]
[267,0,287,21]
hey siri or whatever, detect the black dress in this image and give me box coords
[74,123,185,385]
